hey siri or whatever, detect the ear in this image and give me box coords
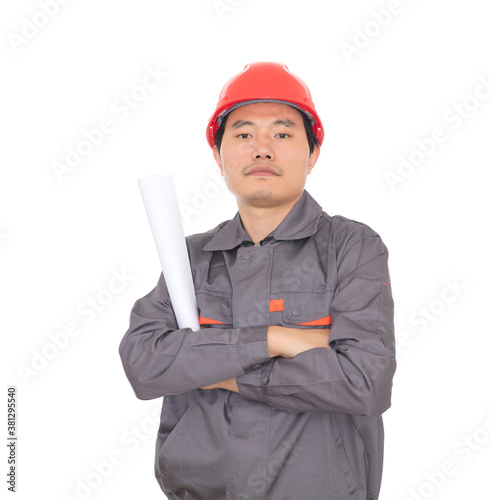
[307,145,320,175]
[213,145,224,175]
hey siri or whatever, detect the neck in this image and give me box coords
[237,192,303,244]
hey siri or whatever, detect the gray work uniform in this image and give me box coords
[119,189,396,500]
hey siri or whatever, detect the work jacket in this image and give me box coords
[119,189,396,500]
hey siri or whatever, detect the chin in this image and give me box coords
[246,188,275,202]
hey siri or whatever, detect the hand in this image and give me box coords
[268,326,331,359]
[201,378,239,393]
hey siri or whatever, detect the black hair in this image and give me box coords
[213,108,320,155]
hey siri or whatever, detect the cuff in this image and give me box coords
[237,325,270,373]
[236,363,269,405]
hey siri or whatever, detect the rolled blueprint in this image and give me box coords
[138,175,200,332]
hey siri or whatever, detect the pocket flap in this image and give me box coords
[283,292,331,327]
[196,291,233,326]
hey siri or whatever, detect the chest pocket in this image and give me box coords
[282,291,332,328]
[196,290,233,328]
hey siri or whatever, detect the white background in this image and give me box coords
[2,1,489,499]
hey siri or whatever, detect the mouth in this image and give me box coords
[245,165,280,176]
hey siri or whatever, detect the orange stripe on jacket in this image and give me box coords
[296,315,331,326]
[199,315,228,325]
[269,299,284,312]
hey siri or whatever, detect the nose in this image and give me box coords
[253,136,274,160]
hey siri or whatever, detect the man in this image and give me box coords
[119,62,396,500]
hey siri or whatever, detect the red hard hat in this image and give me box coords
[206,62,324,148]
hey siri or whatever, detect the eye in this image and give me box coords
[276,133,290,139]
[236,133,252,139]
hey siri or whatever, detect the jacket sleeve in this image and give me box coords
[119,273,270,399]
[236,233,396,418]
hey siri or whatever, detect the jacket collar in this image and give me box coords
[203,189,323,251]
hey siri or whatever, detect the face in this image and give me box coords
[213,102,319,210]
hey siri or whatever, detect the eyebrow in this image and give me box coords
[230,119,297,129]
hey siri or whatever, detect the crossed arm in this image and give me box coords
[200,326,331,392]
[120,232,395,416]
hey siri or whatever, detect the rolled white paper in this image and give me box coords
[138,175,200,332]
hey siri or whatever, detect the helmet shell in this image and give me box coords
[206,62,324,148]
